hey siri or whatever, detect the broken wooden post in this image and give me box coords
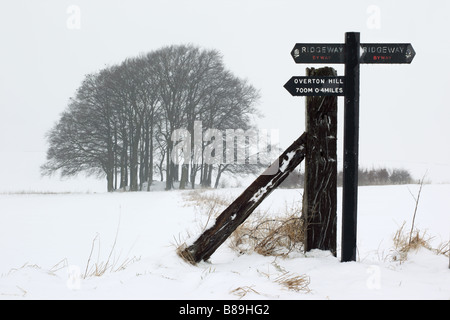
[303,67,338,256]
[179,132,307,264]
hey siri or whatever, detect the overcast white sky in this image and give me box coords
[1,0,449,192]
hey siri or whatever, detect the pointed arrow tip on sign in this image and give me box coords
[283,77,295,96]
[359,44,365,60]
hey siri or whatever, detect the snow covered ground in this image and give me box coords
[0,184,449,300]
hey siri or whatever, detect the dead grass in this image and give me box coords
[391,222,430,262]
[83,237,140,278]
[0,286,27,298]
[435,241,450,257]
[229,261,311,298]
[390,221,449,262]
[270,260,311,293]
[230,285,261,299]
[4,262,41,276]
[183,190,232,210]
[230,200,305,258]
[175,243,197,265]
[83,220,140,278]
[231,214,304,257]
[275,271,311,293]
[389,175,449,262]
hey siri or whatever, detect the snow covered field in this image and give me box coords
[0,184,449,300]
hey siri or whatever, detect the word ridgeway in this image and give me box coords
[291,43,345,64]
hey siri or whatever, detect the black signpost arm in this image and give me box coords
[342,32,360,262]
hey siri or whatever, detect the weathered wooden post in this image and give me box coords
[285,65,343,257]
[179,132,307,264]
[303,67,338,256]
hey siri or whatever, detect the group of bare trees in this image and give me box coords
[280,167,413,188]
[355,167,412,186]
[42,45,260,192]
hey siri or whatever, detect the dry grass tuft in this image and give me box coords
[275,272,311,293]
[183,190,231,210]
[83,221,140,278]
[230,200,305,258]
[435,241,450,257]
[389,176,449,263]
[175,243,197,265]
[390,221,448,262]
[391,222,431,262]
[231,214,304,257]
[230,286,261,299]
[5,262,41,276]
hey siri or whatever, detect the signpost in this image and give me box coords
[285,32,415,262]
[178,32,415,265]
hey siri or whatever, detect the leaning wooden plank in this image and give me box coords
[179,132,307,264]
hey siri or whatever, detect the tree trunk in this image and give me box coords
[165,141,173,190]
[214,164,226,189]
[190,164,198,189]
[114,125,118,190]
[107,170,114,192]
[204,164,213,188]
[142,120,150,190]
[120,135,128,190]
[148,118,154,190]
[179,132,307,264]
[179,164,189,189]
[130,121,141,191]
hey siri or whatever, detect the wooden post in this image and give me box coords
[179,132,307,264]
[303,67,337,256]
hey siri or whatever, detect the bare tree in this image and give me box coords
[42,45,261,192]
[42,70,117,191]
